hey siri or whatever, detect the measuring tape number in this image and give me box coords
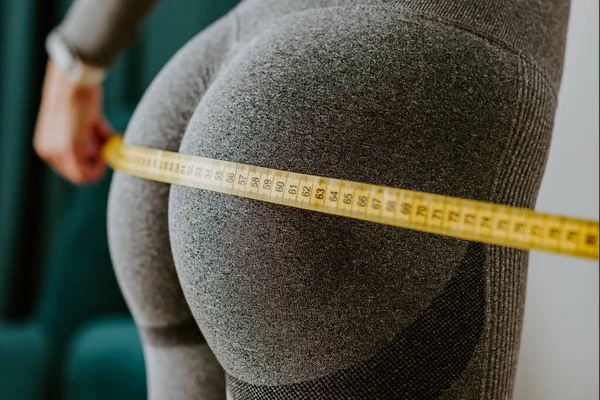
[103,136,599,260]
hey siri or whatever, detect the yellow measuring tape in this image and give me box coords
[104,136,599,260]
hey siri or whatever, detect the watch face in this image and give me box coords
[46,33,75,72]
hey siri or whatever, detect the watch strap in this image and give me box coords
[45,30,106,86]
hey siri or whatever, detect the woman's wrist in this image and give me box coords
[45,59,99,97]
[45,30,106,87]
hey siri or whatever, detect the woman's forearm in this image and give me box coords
[57,0,160,67]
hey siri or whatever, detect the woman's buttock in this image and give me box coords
[111,0,564,398]
[168,4,538,398]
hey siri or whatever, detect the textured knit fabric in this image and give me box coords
[106,15,236,400]
[58,0,160,66]
[59,0,571,398]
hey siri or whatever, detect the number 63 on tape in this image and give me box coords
[103,136,599,261]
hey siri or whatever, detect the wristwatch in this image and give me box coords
[45,30,106,86]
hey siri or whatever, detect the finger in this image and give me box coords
[75,142,106,183]
[81,138,100,159]
[92,123,115,166]
[52,142,101,185]
[55,153,88,185]
[83,146,107,179]
[96,118,115,141]
[82,158,106,182]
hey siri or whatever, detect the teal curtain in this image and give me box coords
[0,1,239,399]
[0,0,45,317]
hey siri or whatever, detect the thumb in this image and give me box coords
[96,118,115,142]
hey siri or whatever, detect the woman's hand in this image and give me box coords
[34,60,113,185]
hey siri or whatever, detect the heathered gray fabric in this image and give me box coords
[85,0,571,398]
[106,14,236,400]
[145,343,226,400]
[108,13,236,326]
[58,0,160,66]
[172,6,518,386]
[58,0,570,80]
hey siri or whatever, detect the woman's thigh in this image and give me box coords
[170,6,553,399]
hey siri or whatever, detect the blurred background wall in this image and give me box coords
[514,0,599,399]
[0,1,597,399]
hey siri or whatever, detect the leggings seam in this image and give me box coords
[479,56,526,400]
[139,318,206,347]
[238,4,557,99]
[392,9,556,98]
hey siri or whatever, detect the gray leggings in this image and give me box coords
[107,1,569,398]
